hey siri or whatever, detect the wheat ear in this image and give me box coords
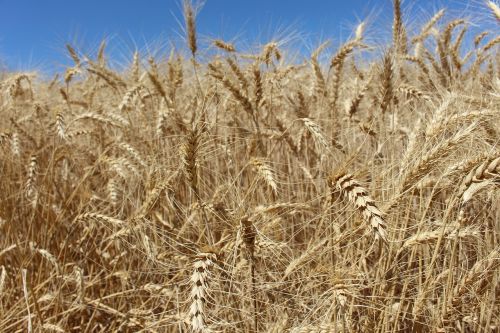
[412,9,445,43]
[329,173,388,242]
[183,0,197,57]
[486,1,500,22]
[392,0,408,54]
[459,156,500,204]
[190,252,217,332]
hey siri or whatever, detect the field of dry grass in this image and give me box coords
[0,1,499,332]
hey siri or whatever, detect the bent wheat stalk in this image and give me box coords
[329,173,388,242]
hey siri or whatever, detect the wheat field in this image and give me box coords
[0,1,499,332]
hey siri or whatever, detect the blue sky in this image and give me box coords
[0,0,494,74]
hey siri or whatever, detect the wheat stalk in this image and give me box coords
[412,9,445,43]
[486,1,500,21]
[189,252,217,332]
[184,0,198,57]
[459,156,500,203]
[251,157,278,195]
[329,173,388,242]
[392,0,408,54]
[55,111,66,140]
[213,39,236,52]
[0,266,6,297]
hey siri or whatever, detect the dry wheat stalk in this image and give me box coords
[182,125,202,197]
[87,67,125,90]
[0,244,17,259]
[283,238,329,279]
[4,74,34,101]
[189,252,217,332]
[397,84,430,102]
[330,40,361,70]
[261,42,280,66]
[445,152,500,178]
[301,118,330,153]
[213,39,236,52]
[41,323,65,333]
[397,225,480,256]
[107,178,120,206]
[450,26,467,70]
[459,156,500,203]
[119,142,147,169]
[114,156,140,177]
[148,70,169,103]
[76,212,125,226]
[379,52,394,113]
[119,84,144,112]
[64,67,80,85]
[437,19,465,79]
[329,39,362,111]
[252,202,311,217]
[0,132,10,146]
[404,55,434,87]
[392,0,408,54]
[253,65,263,108]
[412,9,445,44]
[55,111,66,140]
[0,266,6,296]
[474,31,490,48]
[329,173,387,242]
[486,1,500,21]
[481,35,500,53]
[105,112,130,128]
[311,42,329,97]
[66,129,92,139]
[226,58,249,91]
[21,269,32,333]
[65,44,81,66]
[184,0,197,57]
[134,176,173,219]
[251,157,278,195]
[443,247,500,325]
[425,109,495,138]
[345,78,370,117]
[31,244,60,275]
[208,63,254,117]
[97,40,107,66]
[441,19,466,52]
[74,112,123,128]
[25,155,38,206]
[290,323,342,333]
[131,51,140,82]
[400,123,477,191]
